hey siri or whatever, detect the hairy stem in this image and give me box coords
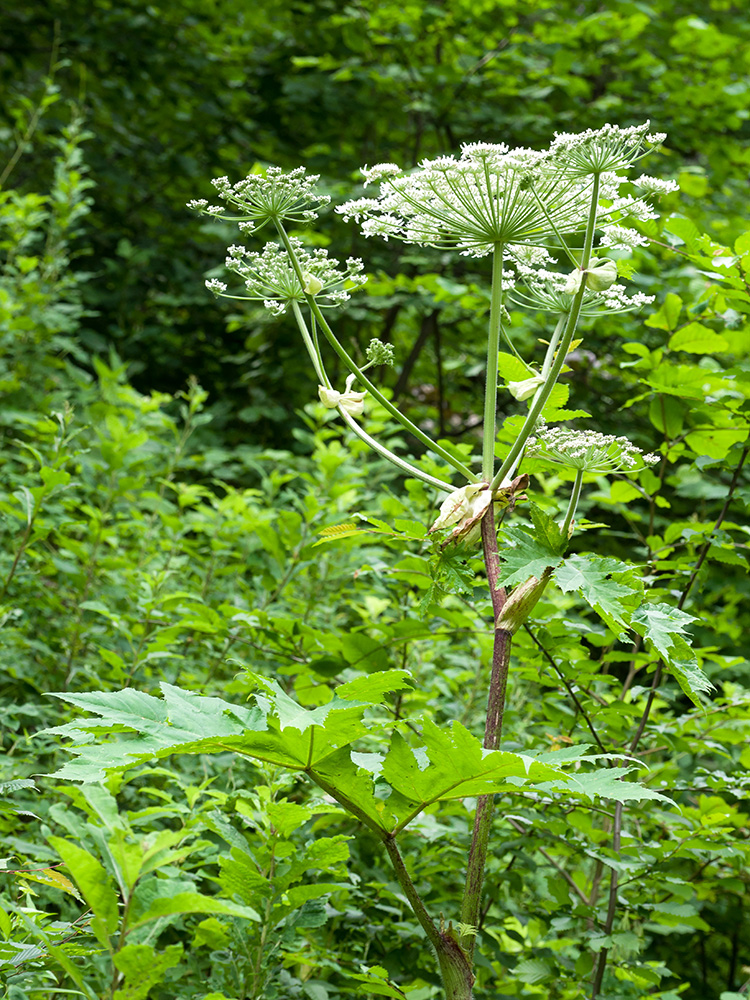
[459,503,511,959]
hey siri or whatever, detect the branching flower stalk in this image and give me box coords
[275,223,479,484]
[490,170,602,490]
[291,293,454,492]
[561,468,585,538]
[190,123,674,999]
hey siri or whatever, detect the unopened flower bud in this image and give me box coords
[429,483,493,547]
[563,269,584,294]
[585,259,618,291]
[366,338,395,367]
[495,567,554,633]
[508,375,545,401]
[303,272,324,295]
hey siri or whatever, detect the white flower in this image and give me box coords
[339,145,602,257]
[361,163,402,186]
[188,166,330,233]
[634,174,679,196]
[510,267,654,317]
[204,278,227,296]
[508,375,545,401]
[215,239,366,313]
[527,425,659,474]
[550,122,665,177]
[339,130,675,259]
[599,226,649,250]
[318,385,367,416]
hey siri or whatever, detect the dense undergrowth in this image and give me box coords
[1,7,749,999]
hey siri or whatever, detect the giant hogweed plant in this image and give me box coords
[46,124,716,999]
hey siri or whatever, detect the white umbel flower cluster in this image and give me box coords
[509,267,654,316]
[599,226,650,250]
[338,124,674,258]
[338,146,597,257]
[634,174,679,196]
[212,239,366,315]
[549,122,666,176]
[188,166,330,233]
[527,425,659,474]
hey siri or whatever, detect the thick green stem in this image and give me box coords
[482,247,505,481]
[276,224,479,483]
[337,408,453,492]
[489,174,602,492]
[561,468,584,539]
[540,315,567,381]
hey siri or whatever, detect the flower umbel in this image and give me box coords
[549,122,666,177]
[365,339,396,367]
[339,127,675,259]
[510,266,654,317]
[211,239,366,315]
[338,145,601,257]
[527,425,659,474]
[188,165,330,233]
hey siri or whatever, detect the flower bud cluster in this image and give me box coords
[365,339,396,366]
[209,239,365,315]
[526,425,659,474]
[188,166,330,233]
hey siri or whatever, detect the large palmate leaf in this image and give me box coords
[45,677,671,835]
[631,601,697,660]
[631,602,713,707]
[319,723,575,834]
[380,720,566,831]
[45,671,414,782]
[497,524,563,587]
[555,554,640,636]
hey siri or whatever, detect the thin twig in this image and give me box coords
[523,624,608,753]
[506,816,590,905]
[629,445,749,754]
[590,801,623,998]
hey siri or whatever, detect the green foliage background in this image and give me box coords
[0,2,748,999]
